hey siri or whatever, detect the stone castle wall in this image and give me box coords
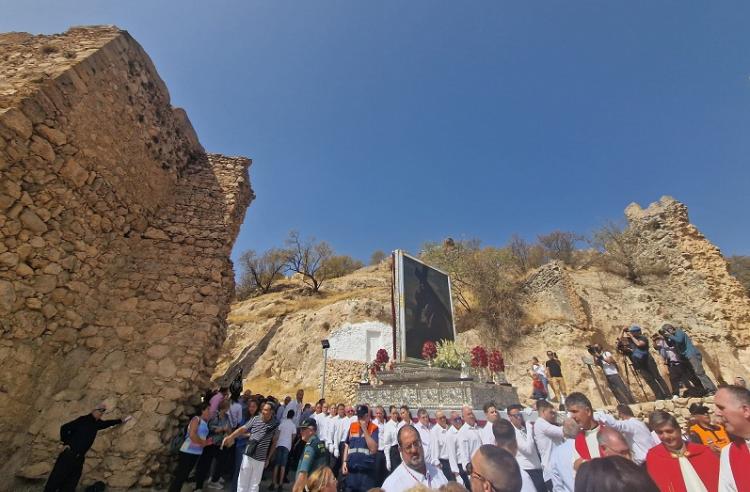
[0,27,252,488]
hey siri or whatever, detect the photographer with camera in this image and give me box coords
[660,324,716,395]
[620,326,670,400]
[652,333,696,398]
[587,343,635,404]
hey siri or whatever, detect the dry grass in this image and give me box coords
[228,286,387,325]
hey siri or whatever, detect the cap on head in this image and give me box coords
[298,417,318,430]
[689,403,710,415]
[356,404,369,418]
[93,402,108,412]
[628,325,641,333]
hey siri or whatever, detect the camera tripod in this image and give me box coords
[621,355,648,401]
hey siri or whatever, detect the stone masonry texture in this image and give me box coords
[0,26,253,488]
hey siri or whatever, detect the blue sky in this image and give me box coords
[3,1,749,263]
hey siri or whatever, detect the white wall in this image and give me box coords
[327,321,394,362]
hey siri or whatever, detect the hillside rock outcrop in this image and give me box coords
[0,27,252,487]
[222,197,749,408]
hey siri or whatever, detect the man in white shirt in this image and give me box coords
[481,401,500,445]
[382,425,448,492]
[271,408,297,491]
[373,405,388,485]
[448,406,483,489]
[285,389,305,426]
[533,400,564,489]
[599,404,655,464]
[715,385,750,491]
[382,405,404,473]
[549,419,579,492]
[507,404,545,492]
[415,408,432,463]
[429,410,454,482]
[590,344,635,404]
[491,418,538,492]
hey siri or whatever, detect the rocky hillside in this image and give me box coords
[216,197,750,406]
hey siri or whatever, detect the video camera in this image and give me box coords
[585,344,601,356]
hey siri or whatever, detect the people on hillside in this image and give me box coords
[661,324,717,395]
[45,402,131,492]
[652,333,696,398]
[545,351,567,403]
[590,343,636,404]
[620,326,671,400]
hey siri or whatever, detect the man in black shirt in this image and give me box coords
[45,403,131,492]
[544,351,567,403]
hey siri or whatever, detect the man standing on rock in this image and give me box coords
[45,403,131,492]
[661,324,717,395]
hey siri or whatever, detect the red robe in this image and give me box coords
[728,439,750,491]
[646,442,719,492]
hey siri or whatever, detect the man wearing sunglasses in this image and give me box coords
[468,445,522,492]
[382,425,448,492]
[429,410,454,482]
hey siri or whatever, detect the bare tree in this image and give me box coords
[237,248,288,296]
[285,231,333,292]
[537,230,582,265]
[369,250,388,265]
[591,221,642,284]
[321,255,364,279]
[508,234,531,273]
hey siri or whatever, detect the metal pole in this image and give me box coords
[321,347,328,400]
[587,363,609,406]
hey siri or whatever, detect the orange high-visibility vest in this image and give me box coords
[690,423,730,448]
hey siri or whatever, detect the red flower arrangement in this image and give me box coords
[470,345,488,368]
[488,350,505,373]
[422,341,437,361]
[375,348,389,365]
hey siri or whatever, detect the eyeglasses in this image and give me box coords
[466,462,498,492]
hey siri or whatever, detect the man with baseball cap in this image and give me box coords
[341,404,379,491]
[45,402,131,492]
[621,325,670,400]
[292,418,329,492]
[688,403,729,453]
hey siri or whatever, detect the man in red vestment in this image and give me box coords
[565,392,601,469]
[646,410,718,492]
[715,385,750,491]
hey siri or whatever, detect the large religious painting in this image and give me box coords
[393,250,456,362]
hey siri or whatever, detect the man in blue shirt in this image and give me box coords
[661,324,717,394]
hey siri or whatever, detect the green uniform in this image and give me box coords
[296,435,329,478]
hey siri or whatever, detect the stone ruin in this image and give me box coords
[0,26,253,487]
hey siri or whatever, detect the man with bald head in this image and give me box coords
[491,419,539,492]
[429,409,454,481]
[597,426,632,460]
[382,425,448,492]
[448,406,484,489]
[549,419,579,492]
[469,444,522,492]
[715,385,750,491]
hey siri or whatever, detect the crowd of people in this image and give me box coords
[156,382,750,492]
